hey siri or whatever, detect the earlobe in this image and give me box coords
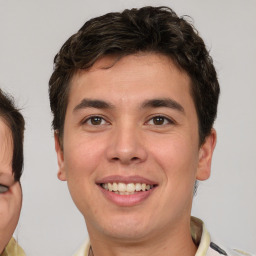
[54,132,67,181]
[196,129,217,181]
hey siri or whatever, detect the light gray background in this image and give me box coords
[0,0,255,255]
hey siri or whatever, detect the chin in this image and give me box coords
[104,227,151,242]
[89,213,155,242]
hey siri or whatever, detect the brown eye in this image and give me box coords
[153,116,165,125]
[90,116,103,125]
[147,116,173,126]
[84,116,108,126]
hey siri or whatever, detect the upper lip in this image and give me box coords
[96,175,157,185]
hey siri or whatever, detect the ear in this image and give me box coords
[196,129,217,181]
[54,132,67,181]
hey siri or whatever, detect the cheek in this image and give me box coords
[150,136,199,213]
[148,133,199,184]
[0,198,11,229]
[63,135,107,207]
[0,185,22,230]
[64,136,104,176]
[63,139,107,217]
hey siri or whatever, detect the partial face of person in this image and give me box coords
[0,119,22,253]
[55,53,216,242]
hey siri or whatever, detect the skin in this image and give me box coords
[55,53,216,256]
[0,119,22,253]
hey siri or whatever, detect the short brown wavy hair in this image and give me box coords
[0,89,25,181]
[49,6,219,145]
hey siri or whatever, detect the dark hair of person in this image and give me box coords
[49,6,220,146]
[0,89,25,181]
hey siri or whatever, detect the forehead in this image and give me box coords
[69,53,192,104]
[0,118,13,169]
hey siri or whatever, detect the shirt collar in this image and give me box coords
[0,237,25,256]
[191,216,211,256]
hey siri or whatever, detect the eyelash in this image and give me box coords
[146,115,175,126]
[82,115,174,126]
[82,115,109,126]
[0,184,9,194]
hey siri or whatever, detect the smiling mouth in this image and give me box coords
[100,182,157,195]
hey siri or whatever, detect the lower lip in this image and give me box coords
[98,185,156,207]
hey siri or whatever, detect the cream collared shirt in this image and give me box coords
[0,237,25,256]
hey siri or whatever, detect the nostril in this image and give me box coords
[111,156,140,163]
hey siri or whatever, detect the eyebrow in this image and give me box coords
[141,98,185,113]
[73,98,184,114]
[73,99,114,112]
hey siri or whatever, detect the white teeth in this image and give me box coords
[112,182,118,191]
[126,183,135,192]
[135,183,142,191]
[118,183,126,192]
[108,183,113,192]
[101,182,154,194]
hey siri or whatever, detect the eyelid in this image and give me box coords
[81,115,110,125]
[0,184,9,194]
[145,115,176,125]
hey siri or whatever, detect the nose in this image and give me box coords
[106,125,148,165]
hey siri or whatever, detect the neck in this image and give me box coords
[87,219,197,256]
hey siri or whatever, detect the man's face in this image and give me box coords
[56,53,216,241]
[0,119,22,252]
